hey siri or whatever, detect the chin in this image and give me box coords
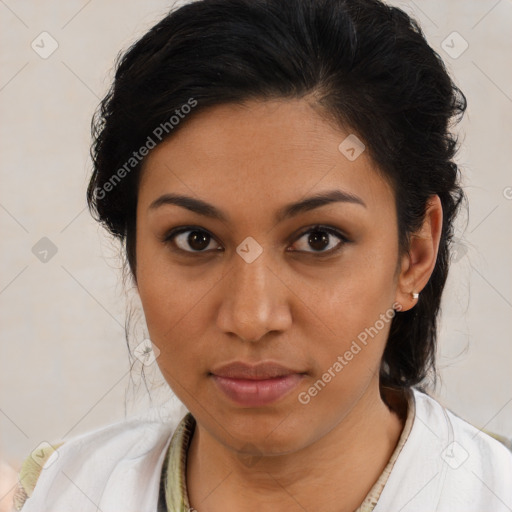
[208,405,315,455]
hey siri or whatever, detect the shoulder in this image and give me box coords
[414,388,512,506]
[13,412,181,511]
[414,388,512,457]
[375,388,512,512]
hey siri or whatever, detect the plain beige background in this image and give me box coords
[0,0,511,485]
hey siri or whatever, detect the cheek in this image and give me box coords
[137,277,208,399]
[297,292,395,419]
[135,240,191,362]
[307,238,397,324]
[137,271,203,358]
[344,230,399,314]
[135,239,223,389]
[299,238,398,381]
[136,229,192,327]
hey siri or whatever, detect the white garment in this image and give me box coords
[374,390,512,511]
[19,414,177,512]
[20,389,512,512]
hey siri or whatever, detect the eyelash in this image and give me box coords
[161,224,350,257]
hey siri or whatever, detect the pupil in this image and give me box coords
[309,230,329,251]
[189,231,209,250]
[186,230,330,252]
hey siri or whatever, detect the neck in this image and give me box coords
[186,380,406,512]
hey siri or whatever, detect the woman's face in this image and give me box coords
[135,98,405,455]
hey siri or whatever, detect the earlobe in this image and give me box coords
[394,195,443,312]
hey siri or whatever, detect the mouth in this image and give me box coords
[209,361,306,407]
[210,361,304,379]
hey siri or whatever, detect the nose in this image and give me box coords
[216,249,292,343]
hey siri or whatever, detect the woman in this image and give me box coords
[13,0,512,511]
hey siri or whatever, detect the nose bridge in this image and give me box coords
[217,247,290,342]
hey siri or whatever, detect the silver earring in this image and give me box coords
[412,292,419,299]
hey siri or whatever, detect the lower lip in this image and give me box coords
[211,374,304,407]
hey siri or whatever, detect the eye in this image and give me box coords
[289,225,348,255]
[162,227,222,254]
[162,224,349,256]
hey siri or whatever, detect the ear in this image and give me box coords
[394,195,443,312]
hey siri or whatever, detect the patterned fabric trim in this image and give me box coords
[354,388,415,511]
[164,412,196,512]
[12,441,65,511]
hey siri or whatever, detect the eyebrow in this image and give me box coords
[148,189,366,223]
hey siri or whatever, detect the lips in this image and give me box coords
[210,361,302,380]
[209,361,306,407]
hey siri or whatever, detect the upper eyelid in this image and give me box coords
[294,225,349,241]
[163,225,348,252]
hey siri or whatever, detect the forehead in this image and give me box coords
[137,99,395,222]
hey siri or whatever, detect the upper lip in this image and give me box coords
[210,361,304,380]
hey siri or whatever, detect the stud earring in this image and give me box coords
[412,292,419,299]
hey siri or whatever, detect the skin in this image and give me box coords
[0,459,18,512]
[135,98,443,512]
